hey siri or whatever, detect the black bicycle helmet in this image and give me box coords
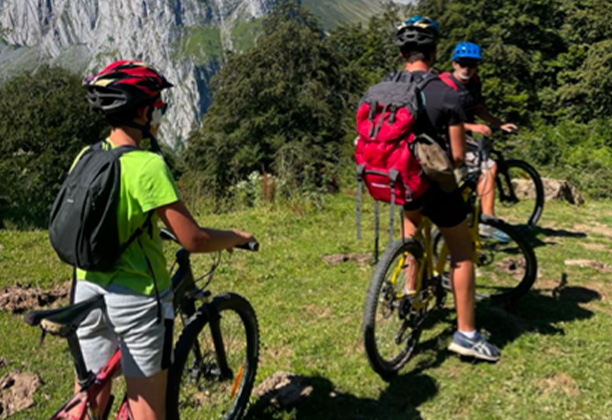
[395,15,439,48]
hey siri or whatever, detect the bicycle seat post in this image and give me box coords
[66,331,95,388]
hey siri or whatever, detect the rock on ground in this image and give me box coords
[512,178,585,205]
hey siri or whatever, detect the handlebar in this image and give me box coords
[160,228,260,252]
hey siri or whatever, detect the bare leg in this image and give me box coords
[402,209,422,292]
[71,379,112,420]
[478,162,498,216]
[439,220,475,332]
[125,369,168,420]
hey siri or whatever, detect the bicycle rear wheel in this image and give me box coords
[495,159,544,227]
[434,217,537,305]
[363,239,426,381]
[168,293,259,420]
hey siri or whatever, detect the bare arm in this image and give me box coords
[474,104,517,132]
[156,200,254,253]
[448,123,466,168]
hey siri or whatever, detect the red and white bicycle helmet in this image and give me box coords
[85,60,173,115]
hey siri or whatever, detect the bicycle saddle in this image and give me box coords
[23,295,105,337]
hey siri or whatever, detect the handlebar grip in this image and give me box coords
[235,241,260,252]
[160,228,179,243]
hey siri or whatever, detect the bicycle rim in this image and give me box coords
[170,293,259,420]
[495,159,544,227]
[363,239,424,381]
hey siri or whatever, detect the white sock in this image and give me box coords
[459,329,477,339]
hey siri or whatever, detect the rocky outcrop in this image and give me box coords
[512,178,585,205]
[0,0,272,147]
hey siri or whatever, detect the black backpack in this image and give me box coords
[49,142,151,272]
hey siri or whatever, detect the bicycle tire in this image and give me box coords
[495,159,544,228]
[363,239,425,381]
[167,293,259,420]
[434,217,537,305]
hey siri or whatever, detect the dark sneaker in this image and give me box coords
[448,331,501,362]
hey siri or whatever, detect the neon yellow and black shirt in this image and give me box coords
[74,139,180,295]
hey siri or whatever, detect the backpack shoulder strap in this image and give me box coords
[416,72,439,90]
[119,211,154,254]
[438,72,459,91]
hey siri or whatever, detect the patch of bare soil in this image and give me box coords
[535,372,580,397]
[564,259,612,272]
[252,371,313,407]
[574,223,612,238]
[322,253,372,266]
[580,242,609,252]
[495,257,526,279]
[0,370,41,418]
[0,281,70,313]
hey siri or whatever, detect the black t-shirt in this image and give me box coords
[383,71,466,149]
[448,73,483,123]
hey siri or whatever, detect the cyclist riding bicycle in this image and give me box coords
[440,42,518,240]
[393,18,500,361]
[70,60,256,420]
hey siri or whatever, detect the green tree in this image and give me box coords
[0,65,107,228]
[185,0,350,198]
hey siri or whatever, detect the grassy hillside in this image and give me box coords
[1,194,611,419]
[302,0,386,30]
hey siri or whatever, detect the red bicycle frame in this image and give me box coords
[48,350,131,420]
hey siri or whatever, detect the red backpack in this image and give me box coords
[354,71,436,256]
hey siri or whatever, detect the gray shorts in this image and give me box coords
[75,280,174,378]
[465,135,496,173]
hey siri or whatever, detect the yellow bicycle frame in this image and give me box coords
[387,180,484,311]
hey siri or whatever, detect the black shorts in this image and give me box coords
[403,183,468,228]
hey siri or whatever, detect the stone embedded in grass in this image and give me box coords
[322,253,372,266]
[0,370,41,418]
[0,281,70,313]
[252,371,313,407]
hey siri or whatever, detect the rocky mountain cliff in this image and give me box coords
[0,0,403,148]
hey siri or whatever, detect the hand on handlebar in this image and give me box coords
[228,230,259,252]
[500,123,518,133]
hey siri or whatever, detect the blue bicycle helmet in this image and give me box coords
[395,15,440,48]
[452,42,482,62]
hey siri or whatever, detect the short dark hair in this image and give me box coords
[400,43,435,63]
[105,108,140,128]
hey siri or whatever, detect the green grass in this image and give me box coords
[231,18,264,53]
[175,26,223,64]
[1,194,612,419]
[302,0,385,30]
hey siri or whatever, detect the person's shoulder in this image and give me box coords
[121,150,170,176]
[424,74,459,96]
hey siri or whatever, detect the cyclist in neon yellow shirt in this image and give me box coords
[73,60,256,420]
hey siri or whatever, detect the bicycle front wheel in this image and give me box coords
[168,293,259,420]
[363,239,425,381]
[495,159,544,227]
